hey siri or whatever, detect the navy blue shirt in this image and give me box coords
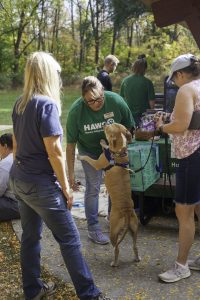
[11,95,63,184]
[97,70,112,91]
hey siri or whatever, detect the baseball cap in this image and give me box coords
[167,53,195,82]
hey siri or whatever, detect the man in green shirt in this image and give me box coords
[120,54,155,127]
[66,76,134,245]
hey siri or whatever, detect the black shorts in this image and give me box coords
[175,147,200,205]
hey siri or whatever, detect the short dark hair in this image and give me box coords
[0,133,13,149]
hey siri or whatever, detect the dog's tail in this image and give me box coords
[116,227,129,247]
[116,215,130,245]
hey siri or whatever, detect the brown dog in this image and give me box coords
[77,123,140,266]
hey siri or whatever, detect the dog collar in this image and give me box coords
[103,148,129,172]
[103,162,129,172]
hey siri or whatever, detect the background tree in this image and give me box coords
[0,0,199,88]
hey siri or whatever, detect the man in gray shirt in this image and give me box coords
[0,133,20,221]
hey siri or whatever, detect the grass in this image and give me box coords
[0,79,164,145]
[0,89,20,125]
[0,87,81,147]
[0,221,79,299]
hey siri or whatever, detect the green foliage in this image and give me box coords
[111,0,147,27]
[0,0,199,88]
[0,73,12,89]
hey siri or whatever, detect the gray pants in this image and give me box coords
[0,196,20,221]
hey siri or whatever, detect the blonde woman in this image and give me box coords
[10,52,109,300]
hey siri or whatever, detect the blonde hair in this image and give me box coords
[104,55,119,66]
[17,51,62,115]
[82,76,104,99]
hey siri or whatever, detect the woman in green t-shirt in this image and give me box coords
[66,76,134,245]
[120,54,155,127]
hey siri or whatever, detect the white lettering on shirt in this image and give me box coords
[83,119,114,133]
[84,124,91,131]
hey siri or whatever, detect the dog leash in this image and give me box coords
[161,133,175,214]
[131,131,157,174]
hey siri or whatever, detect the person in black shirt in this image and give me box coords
[97,54,119,91]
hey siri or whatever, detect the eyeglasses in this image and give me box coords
[84,96,104,106]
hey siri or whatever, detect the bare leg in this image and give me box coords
[194,204,200,219]
[176,204,195,265]
[194,204,200,233]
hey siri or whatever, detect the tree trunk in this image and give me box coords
[126,21,134,67]
[89,0,100,65]
[111,24,117,54]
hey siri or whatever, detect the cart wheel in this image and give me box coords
[139,213,152,225]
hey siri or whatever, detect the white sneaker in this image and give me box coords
[188,256,200,270]
[158,262,191,283]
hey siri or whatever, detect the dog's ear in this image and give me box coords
[125,130,132,143]
[116,124,132,143]
[109,136,117,149]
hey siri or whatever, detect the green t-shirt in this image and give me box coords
[120,74,155,117]
[66,91,135,156]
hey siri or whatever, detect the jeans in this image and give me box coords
[10,178,100,300]
[0,196,20,221]
[80,152,103,231]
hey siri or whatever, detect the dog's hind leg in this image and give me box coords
[111,244,120,267]
[129,217,141,262]
[110,228,128,267]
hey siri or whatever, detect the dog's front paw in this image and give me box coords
[110,261,119,267]
[100,139,109,149]
[77,154,84,161]
[134,256,141,262]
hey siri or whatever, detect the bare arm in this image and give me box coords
[43,135,73,209]
[157,85,195,134]
[66,143,76,190]
[149,100,155,109]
